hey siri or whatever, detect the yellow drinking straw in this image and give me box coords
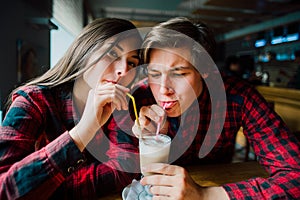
[126,93,140,127]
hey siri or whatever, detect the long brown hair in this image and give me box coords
[7,18,142,107]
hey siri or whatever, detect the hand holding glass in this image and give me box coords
[138,134,171,199]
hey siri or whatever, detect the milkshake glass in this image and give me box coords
[138,134,171,199]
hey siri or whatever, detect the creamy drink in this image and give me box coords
[139,134,171,176]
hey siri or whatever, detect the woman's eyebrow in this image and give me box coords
[107,42,124,51]
[132,55,139,60]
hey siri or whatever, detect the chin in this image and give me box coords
[167,110,182,117]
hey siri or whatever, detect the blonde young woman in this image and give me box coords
[0,18,142,199]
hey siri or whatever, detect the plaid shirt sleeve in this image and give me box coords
[0,87,86,199]
[65,114,140,198]
[223,82,300,199]
[0,86,140,199]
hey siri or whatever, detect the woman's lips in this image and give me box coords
[105,80,117,84]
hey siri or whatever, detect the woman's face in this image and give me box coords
[83,36,140,88]
[148,48,203,117]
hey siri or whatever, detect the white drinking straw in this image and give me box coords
[155,104,166,140]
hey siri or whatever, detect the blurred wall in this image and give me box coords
[0,0,51,113]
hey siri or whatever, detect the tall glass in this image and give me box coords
[138,134,171,199]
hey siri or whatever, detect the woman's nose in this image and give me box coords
[115,60,128,77]
[116,70,123,76]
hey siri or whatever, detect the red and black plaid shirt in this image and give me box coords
[123,75,300,199]
[0,82,139,199]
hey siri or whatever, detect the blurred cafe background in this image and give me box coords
[1,0,300,161]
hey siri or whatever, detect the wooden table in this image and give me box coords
[186,161,268,187]
[101,161,268,200]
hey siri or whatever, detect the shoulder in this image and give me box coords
[11,83,73,109]
[13,82,73,101]
[221,75,266,107]
[9,85,53,117]
[222,75,255,95]
[223,76,263,102]
[13,85,50,102]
